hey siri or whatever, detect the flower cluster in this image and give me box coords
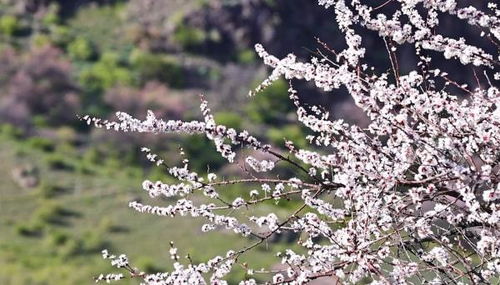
[91,1,500,284]
[245,156,275,172]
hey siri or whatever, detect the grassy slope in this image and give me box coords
[0,135,290,284]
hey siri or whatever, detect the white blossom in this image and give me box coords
[91,1,500,284]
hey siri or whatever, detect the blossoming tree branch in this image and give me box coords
[85,0,500,284]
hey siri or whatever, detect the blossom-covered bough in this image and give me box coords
[88,0,500,284]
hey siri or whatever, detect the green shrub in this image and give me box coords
[45,153,74,170]
[246,78,294,124]
[129,49,183,87]
[102,157,121,175]
[55,127,77,144]
[75,161,94,175]
[67,37,94,61]
[214,111,242,129]
[67,4,128,54]
[81,231,106,253]
[81,147,103,165]
[15,222,44,237]
[0,15,20,36]
[41,4,60,26]
[58,237,83,257]
[45,230,70,247]
[32,115,49,128]
[15,148,27,157]
[236,49,256,64]
[26,137,55,152]
[79,52,133,92]
[0,123,22,139]
[55,142,77,156]
[37,183,66,198]
[33,202,64,224]
[49,25,72,46]
[97,217,115,233]
[32,34,53,48]
[267,125,307,149]
[173,25,206,49]
[184,135,225,172]
[136,257,163,274]
[147,166,171,183]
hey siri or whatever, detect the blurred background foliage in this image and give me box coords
[0,0,489,284]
